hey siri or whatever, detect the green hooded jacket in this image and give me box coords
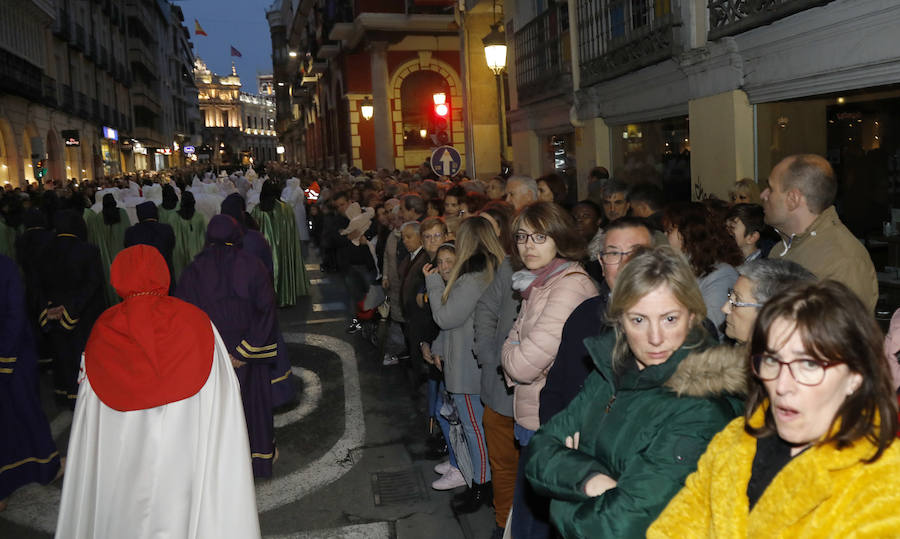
[525,329,745,538]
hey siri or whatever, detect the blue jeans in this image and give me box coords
[429,380,457,469]
[511,424,552,539]
[451,393,491,485]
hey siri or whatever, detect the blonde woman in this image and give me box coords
[525,247,744,538]
[425,216,506,513]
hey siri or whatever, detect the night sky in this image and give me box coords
[173,0,274,92]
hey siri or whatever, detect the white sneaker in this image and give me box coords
[431,467,466,490]
[434,460,452,475]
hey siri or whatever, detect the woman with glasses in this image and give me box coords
[649,280,900,537]
[663,201,743,334]
[501,202,598,539]
[524,247,744,538]
[425,217,506,512]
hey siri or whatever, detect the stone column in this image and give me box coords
[369,42,393,171]
[689,89,755,200]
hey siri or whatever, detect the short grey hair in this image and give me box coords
[507,175,538,199]
[400,220,420,234]
[737,259,816,304]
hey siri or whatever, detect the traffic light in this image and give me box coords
[431,93,450,145]
[35,160,47,179]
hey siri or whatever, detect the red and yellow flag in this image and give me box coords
[194,19,208,36]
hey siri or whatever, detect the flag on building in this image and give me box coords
[194,19,207,36]
[230,46,242,58]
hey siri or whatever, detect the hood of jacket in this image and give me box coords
[585,328,747,399]
[664,342,748,398]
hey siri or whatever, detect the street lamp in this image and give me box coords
[482,22,507,75]
[483,22,507,161]
[360,97,374,121]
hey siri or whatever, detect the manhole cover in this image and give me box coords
[371,468,429,506]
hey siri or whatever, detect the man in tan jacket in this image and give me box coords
[761,154,878,311]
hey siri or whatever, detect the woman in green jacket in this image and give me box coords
[525,246,745,538]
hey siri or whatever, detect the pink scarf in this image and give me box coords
[514,257,571,300]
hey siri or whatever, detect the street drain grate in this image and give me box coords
[371,468,429,506]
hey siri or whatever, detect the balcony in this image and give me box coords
[0,49,42,101]
[128,37,159,75]
[76,91,90,118]
[74,23,87,51]
[54,10,71,39]
[131,80,162,114]
[708,0,833,40]
[514,3,572,105]
[42,75,57,107]
[61,84,74,111]
[577,0,681,87]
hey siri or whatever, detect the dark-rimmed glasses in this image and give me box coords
[599,250,633,265]
[514,232,547,245]
[751,354,842,386]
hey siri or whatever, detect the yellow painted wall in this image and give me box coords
[756,98,828,187]
[689,90,755,200]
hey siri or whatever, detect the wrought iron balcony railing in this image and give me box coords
[0,49,42,101]
[708,0,832,40]
[577,0,681,87]
[514,3,572,105]
[42,76,57,108]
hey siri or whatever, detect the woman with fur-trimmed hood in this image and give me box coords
[525,247,746,538]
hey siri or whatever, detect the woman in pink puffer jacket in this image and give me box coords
[501,202,598,538]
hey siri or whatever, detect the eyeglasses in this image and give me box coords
[514,232,548,244]
[599,250,635,265]
[726,288,763,309]
[422,233,444,241]
[751,355,841,386]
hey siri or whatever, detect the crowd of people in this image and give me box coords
[3,152,900,537]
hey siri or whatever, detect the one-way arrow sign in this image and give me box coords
[430,146,461,177]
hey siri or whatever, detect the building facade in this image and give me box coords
[508,0,900,234]
[0,0,199,187]
[195,59,277,165]
[267,0,510,177]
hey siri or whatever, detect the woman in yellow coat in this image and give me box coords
[649,280,900,538]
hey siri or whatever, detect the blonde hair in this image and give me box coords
[442,216,505,303]
[732,178,761,204]
[607,246,707,372]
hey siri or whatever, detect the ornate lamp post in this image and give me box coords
[482,22,507,161]
[360,97,374,121]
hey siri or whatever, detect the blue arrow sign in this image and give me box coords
[430,146,461,177]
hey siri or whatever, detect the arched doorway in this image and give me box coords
[22,125,38,185]
[388,57,464,171]
[0,118,15,186]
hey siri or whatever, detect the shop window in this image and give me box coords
[611,115,691,201]
[757,88,900,239]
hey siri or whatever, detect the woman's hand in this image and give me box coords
[565,432,580,450]
[422,263,439,276]
[583,473,617,497]
[229,354,246,369]
[433,355,443,371]
[382,276,389,289]
[421,342,433,364]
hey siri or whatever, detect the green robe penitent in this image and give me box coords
[251,199,309,306]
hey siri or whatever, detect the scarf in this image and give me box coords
[511,257,570,300]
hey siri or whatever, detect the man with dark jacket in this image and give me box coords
[539,217,653,423]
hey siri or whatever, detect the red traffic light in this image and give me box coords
[435,103,449,117]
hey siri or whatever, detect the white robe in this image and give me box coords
[56,323,261,539]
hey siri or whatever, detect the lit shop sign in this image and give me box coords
[133,142,148,155]
[102,126,118,141]
[156,148,173,155]
[183,145,195,154]
[62,130,80,146]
